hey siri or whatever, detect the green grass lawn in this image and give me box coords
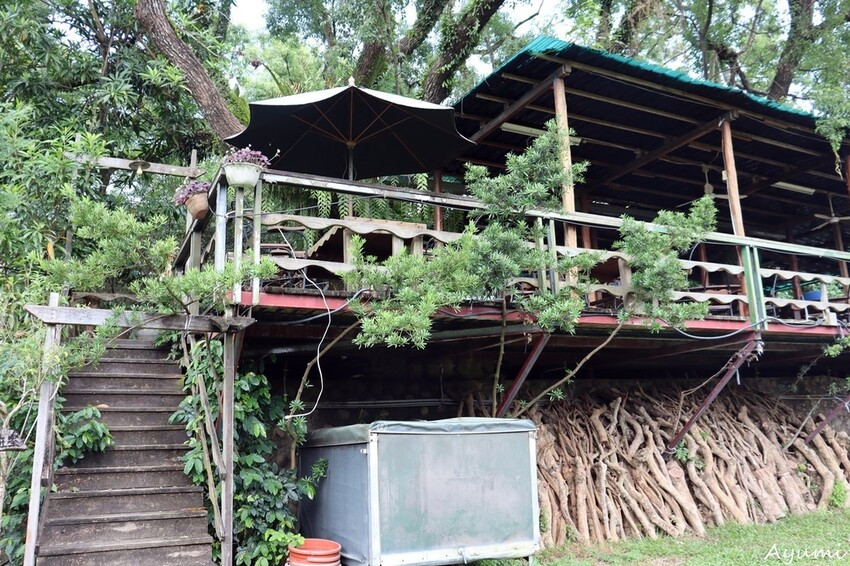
[529,510,850,565]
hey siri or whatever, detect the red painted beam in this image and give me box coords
[664,334,762,455]
[495,333,551,417]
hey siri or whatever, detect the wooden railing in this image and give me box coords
[173,168,850,327]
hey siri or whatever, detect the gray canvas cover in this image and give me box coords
[299,418,539,566]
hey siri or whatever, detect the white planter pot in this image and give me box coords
[223,162,262,188]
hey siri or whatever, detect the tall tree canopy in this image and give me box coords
[562,0,850,137]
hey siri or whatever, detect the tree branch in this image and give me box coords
[135,0,244,140]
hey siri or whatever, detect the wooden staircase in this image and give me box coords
[37,339,213,565]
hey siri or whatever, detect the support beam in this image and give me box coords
[25,306,255,332]
[553,76,578,247]
[833,223,849,278]
[721,118,746,237]
[470,65,570,143]
[433,171,443,231]
[233,186,245,303]
[495,333,550,417]
[589,113,733,191]
[664,336,762,455]
[221,332,236,566]
[215,180,228,272]
[741,155,835,197]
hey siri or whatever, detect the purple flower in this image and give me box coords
[174,180,210,205]
[222,146,274,168]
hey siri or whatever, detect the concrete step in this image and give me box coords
[74,359,181,375]
[65,374,184,392]
[63,389,185,409]
[71,444,187,468]
[109,425,188,446]
[54,464,190,490]
[48,486,205,517]
[37,535,213,566]
[64,406,177,427]
[42,509,208,547]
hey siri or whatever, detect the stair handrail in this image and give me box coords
[23,292,62,566]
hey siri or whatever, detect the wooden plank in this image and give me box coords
[252,181,263,305]
[470,65,570,143]
[25,306,255,332]
[64,153,204,178]
[24,293,60,566]
[588,113,732,191]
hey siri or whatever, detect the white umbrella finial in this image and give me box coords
[348,77,355,86]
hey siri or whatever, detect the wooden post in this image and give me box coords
[786,227,803,304]
[185,150,198,234]
[833,223,849,279]
[252,180,263,305]
[535,218,547,291]
[433,171,443,231]
[233,186,245,304]
[215,182,228,272]
[720,118,745,237]
[580,192,592,249]
[721,118,750,316]
[553,75,578,248]
[547,220,560,292]
[24,292,60,566]
[221,331,236,566]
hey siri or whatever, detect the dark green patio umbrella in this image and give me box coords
[225,81,475,181]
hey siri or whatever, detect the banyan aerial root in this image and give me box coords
[459,387,850,546]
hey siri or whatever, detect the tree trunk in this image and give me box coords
[135,0,244,141]
[767,0,814,100]
[421,0,506,103]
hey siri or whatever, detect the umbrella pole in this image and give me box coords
[347,146,354,217]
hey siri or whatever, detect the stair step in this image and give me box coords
[64,406,177,427]
[66,375,184,392]
[48,486,204,517]
[109,339,162,349]
[109,425,188,446]
[37,535,212,566]
[71,445,187,468]
[55,464,190,490]
[63,389,185,409]
[102,347,172,360]
[74,360,181,375]
[42,509,208,546]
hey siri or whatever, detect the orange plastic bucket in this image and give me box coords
[289,538,342,566]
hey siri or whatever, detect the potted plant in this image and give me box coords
[222,146,272,188]
[174,179,211,220]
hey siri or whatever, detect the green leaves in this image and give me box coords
[56,406,113,466]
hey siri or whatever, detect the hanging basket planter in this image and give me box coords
[185,192,209,220]
[222,146,273,188]
[223,162,263,188]
[174,180,211,221]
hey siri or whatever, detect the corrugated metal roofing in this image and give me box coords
[449,35,849,247]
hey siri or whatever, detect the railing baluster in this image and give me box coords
[252,180,263,305]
